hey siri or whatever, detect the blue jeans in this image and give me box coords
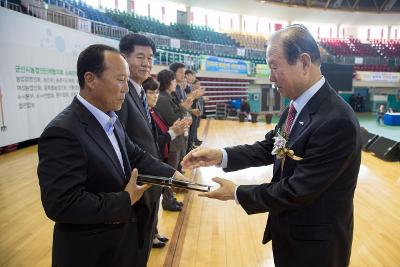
[376,115,384,124]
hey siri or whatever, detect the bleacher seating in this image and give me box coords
[174,24,238,46]
[370,39,400,58]
[226,32,266,50]
[5,1,398,73]
[106,10,182,38]
[320,38,379,57]
[105,10,238,47]
[319,37,400,72]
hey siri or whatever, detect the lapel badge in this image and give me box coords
[299,121,304,125]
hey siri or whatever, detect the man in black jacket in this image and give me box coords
[38,44,177,267]
[182,25,361,267]
[117,33,183,264]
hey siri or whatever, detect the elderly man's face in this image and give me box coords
[267,42,305,100]
[92,52,130,112]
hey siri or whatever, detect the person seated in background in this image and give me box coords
[142,76,188,246]
[376,104,386,125]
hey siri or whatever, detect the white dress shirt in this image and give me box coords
[76,94,125,172]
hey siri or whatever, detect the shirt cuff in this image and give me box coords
[234,185,240,204]
[216,148,228,168]
[168,128,177,140]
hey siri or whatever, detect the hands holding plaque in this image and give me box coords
[137,171,212,192]
[181,147,237,201]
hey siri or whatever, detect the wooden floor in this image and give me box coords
[0,119,399,267]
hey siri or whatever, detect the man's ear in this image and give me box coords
[84,72,96,90]
[299,53,312,74]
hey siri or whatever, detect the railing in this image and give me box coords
[91,21,129,40]
[29,4,78,29]
[0,0,22,12]
[321,54,393,66]
[155,50,200,71]
[142,32,265,60]
[45,0,85,18]
[27,4,128,40]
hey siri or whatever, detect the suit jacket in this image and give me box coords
[224,82,361,267]
[116,81,163,266]
[37,97,175,267]
[175,84,187,102]
[155,91,186,153]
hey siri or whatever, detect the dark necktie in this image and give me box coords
[140,87,152,124]
[284,103,297,137]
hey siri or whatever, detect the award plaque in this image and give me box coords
[138,174,212,192]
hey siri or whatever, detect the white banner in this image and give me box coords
[237,48,245,57]
[354,57,363,64]
[371,94,388,101]
[355,71,400,82]
[0,8,118,147]
[170,38,180,49]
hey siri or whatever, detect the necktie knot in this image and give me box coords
[284,103,297,136]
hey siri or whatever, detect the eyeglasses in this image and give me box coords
[146,90,159,95]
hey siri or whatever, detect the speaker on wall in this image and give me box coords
[360,127,379,151]
[368,136,400,162]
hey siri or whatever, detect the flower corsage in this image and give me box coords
[271,129,302,161]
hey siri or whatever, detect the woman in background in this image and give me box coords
[142,76,188,247]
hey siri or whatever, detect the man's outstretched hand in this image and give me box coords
[198,177,236,201]
[181,147,223,170]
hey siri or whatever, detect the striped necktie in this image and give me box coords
[284,103,297,137]
[139,88,152,124]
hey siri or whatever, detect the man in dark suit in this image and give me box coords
[117,33,181,265]
[37,44,177,267]
[182,25,361,267]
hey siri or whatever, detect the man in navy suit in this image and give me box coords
[182,25,361,267]
[38,44,177,267]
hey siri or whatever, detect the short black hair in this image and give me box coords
[157,69,175,92]
[77,44,119,88]
[185,69,195,75]
[142,77,159,92]
[270,24,321,66]
[169,62,186,74]
[119,33,156,55]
